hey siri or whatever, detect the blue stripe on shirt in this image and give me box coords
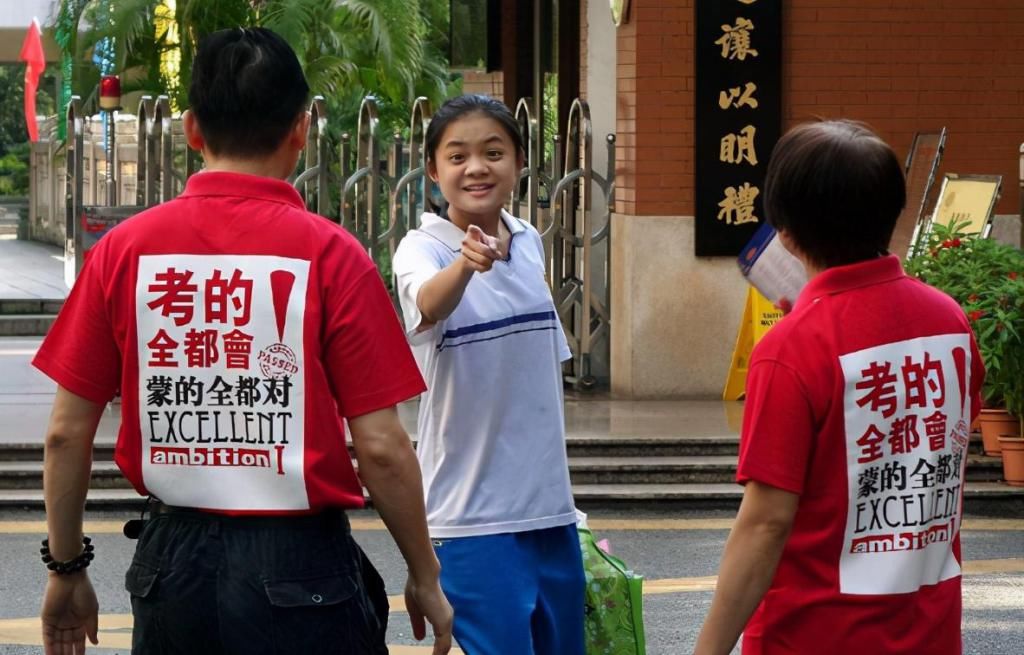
[441,310,557,340]
[437,311,559,351]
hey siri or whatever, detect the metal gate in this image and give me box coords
[60,94,614,388]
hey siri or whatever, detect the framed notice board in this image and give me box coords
[930,174,1001,237]
[695,0,782,257]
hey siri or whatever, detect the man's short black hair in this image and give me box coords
[188,27,309,157]
[764,120,906,269]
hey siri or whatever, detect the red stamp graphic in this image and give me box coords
[258,343,299,379]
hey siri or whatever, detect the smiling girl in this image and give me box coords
[392,95,584,655]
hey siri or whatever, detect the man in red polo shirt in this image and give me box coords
[696,121,984,655]
[34,28,451,654]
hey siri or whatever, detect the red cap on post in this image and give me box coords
[99,75,121,111]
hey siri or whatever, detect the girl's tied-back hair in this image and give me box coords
[424,95,525,217]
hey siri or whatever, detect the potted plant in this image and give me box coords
[995,313,1024,485]
[905,220,1024,458]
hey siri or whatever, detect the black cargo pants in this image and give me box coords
[125,506,389,654]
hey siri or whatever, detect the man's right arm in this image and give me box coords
[348,406,452,655]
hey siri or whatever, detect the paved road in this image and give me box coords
[1,509,1021,654]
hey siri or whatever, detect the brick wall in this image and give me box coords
[616,0,1024,217]
[580,0,588,98]
[460,71,504,99]
[616,0,695,216]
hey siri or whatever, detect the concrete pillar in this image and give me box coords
[610,0,748,398]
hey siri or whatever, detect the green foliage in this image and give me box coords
[0,144,31,195]
[906,221,1024,422]
[0,65,56,195]
[56,0,458,137]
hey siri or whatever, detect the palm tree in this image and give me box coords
[54,0,455,135]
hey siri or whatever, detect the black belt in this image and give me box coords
[124,498,349,539]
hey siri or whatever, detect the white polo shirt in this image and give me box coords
[392,211,576,538]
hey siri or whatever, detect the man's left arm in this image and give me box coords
[693,481,800,655]
[41,386,105,654]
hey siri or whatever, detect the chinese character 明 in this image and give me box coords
[262,377,293,407]
[184,328,220,368]
[205,269,254,326]
[855,361,899,418]
[174,375,204,406]
[146,375,174,406]
[715,17,759,61]
[720,125,759,166]
[719,82,759,110]
[147,329,179,368]
[856,424,886,464]
[888,415,921,455]
[910,458,937,489]
[923,410,948,451]
[223,329,254,369]
[902,353,946,409]
[147,268,198,326]
[858,466,880,498]
[880,461,908,492]
[716,183,760,225]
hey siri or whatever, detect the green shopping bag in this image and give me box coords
[578,525,646,655]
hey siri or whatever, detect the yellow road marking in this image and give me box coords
[963,558,1024,575]
[0,614,464,653]
[2,517,1021,534]
[644,575,718,593]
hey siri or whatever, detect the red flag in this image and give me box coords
[19,19,45,143]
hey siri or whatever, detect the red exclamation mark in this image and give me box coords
[275,445,285,475]
[951,346,970,451]
[952,347,967,414]
[270,270,296,343]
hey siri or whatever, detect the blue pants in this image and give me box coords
[433,524,585,655]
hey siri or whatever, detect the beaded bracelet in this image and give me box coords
[40,536,95,575]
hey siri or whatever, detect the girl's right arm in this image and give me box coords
[415,255,476,325]
[415,224,500,326]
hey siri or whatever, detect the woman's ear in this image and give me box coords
[427,159,439,183]
[182,110,205,152]
[516,149,525,172]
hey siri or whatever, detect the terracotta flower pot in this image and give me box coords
[978,408,1019,456]
[997,436,1024,487]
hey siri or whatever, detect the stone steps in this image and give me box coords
[0,299,63,337]
[0,436,740,464]
[0,452,1008,489]
[0,314,57,336]
[0,482,1019,514]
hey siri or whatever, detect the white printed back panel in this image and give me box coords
[839,333,972,594]
[136,255,310,511]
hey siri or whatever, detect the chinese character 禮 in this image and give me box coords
[716,183,760,225]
